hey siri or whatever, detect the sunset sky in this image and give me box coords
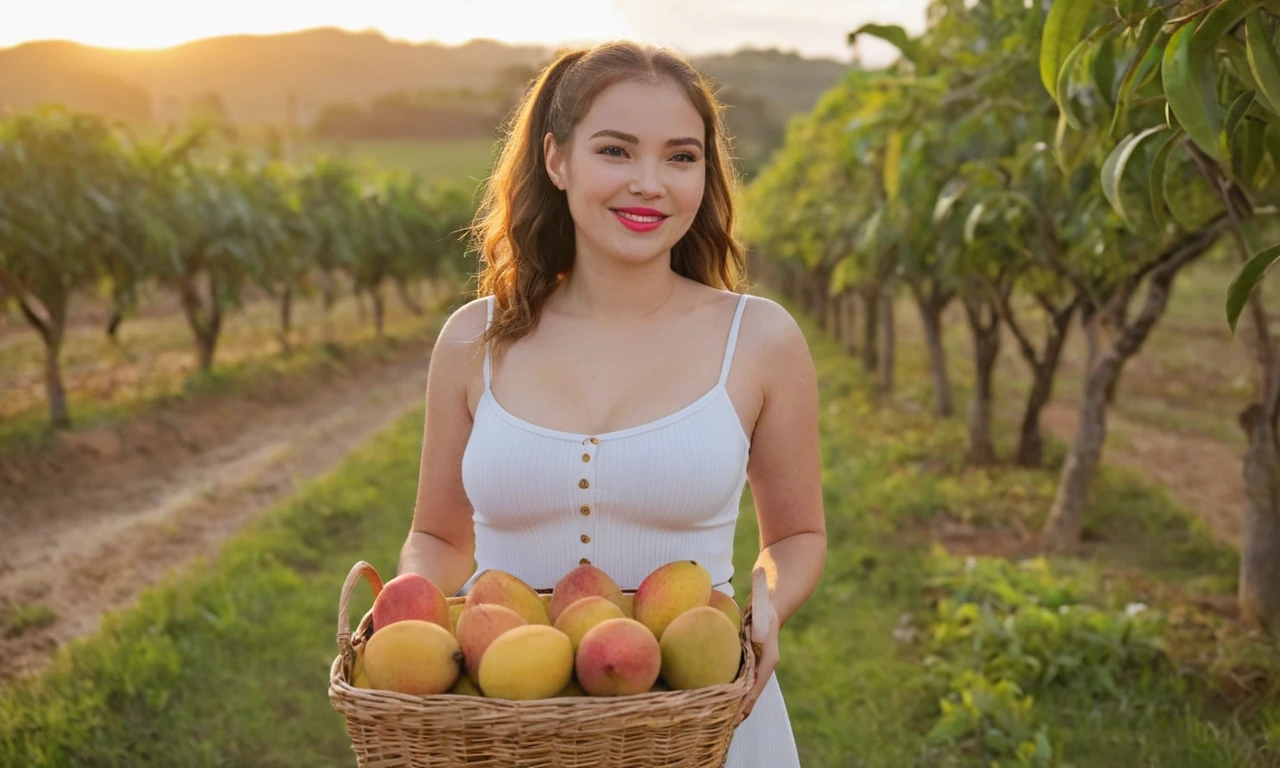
[0,0,929,66]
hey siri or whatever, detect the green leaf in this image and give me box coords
[1108,15,1167,140]
[1102,125,1170,229]
[1149,129,1182,235]
[1162,22,1224,162]
[964,202,987,244]
[883,130,903,203]
[1057,34,1098,130]
[1246,11,1280,117]
[1041,0,1095,101]
[848,23,924,65]
[1234,117,1267,188]
[1227,244,1280,332]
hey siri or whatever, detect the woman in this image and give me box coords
[398,40,826,766]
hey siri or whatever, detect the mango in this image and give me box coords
[372,573,451,632]
[555,678,585,697]
[553,595,625,652]
[449,602,464,633]
[659,606,741,690]
[363,619,463,695]
[350,645,371,689]
[575,618,662,697]
[633,560,712,639]
[478,624,574,700]
[621,593,635,618]
[465,570,550,625]
[455,602,527,682]
[708,590,743,633]
[448,674,481,695]
[548,564,628,623]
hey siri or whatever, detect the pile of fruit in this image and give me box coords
[349,560,744,700]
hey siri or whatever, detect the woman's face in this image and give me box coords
[545,79,706,268]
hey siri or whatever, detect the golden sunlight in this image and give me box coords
[0,0,633,50]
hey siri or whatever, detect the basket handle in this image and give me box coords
[336,560,384,666]
[749,566,770,654]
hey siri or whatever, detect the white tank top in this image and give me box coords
[458,292,752,596]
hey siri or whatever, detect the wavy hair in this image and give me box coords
[470,41,746,360]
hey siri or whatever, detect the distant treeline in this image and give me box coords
[309,87,512,141]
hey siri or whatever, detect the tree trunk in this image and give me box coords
[963,296,1001,466]
[839,291,857,355]
[861,286,879,375]
[1239,402,1280,633]
[106,306,125,344]
[1043,223,1224,550]
[1006,296,1079,468]
[278,283,293,354]
[914,286,954,418]
[179,275,223,372]
[17,290,71,429]
[396,278,425,316]
[880,280,895,394]
[825,291,838,336]
[1233,229,1280,633]
[372,286,386,342]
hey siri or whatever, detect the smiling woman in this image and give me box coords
[397,40,825,768]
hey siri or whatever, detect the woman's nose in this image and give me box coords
[628,161,665,199]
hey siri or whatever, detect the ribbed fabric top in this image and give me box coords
[458,292,752,597]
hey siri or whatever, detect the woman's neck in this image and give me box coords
[550,256,681,323]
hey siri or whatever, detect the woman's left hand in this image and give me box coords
[738,602,779,724]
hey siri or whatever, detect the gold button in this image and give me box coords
[580,557,591,565]
[581,534,591,543]
[579,479,589,489]
[580,505,591,516]
[590,437,599,444]
[582,453,591,462]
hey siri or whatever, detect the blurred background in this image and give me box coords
[3,1,1280,766]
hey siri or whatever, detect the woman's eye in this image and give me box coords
[671,152,698,163]
[599,146,627,157]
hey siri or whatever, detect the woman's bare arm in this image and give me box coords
[397,298,489,596]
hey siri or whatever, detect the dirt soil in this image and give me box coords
[0,344,432,684]
[1040,401,1246,548]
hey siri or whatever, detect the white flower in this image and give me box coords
[1124,602,1148,617]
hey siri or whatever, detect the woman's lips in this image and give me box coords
[611,207,668,233]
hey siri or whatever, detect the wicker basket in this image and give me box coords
[328,561,764,767]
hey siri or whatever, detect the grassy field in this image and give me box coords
[291,137,499,186]
[2,285,1275,767]
[0,283,452,454]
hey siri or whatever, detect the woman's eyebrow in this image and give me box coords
[588,129,704,151]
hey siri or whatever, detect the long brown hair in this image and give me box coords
[470,41,746,360]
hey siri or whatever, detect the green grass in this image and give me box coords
[0,284,448,456]
[3,604,57,640]
[292,137,499,187]
[2,285,1277,766]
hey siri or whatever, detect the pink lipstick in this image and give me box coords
[611,207,668,233]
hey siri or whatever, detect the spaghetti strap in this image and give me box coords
[717,293,750,387]
[482,295,494,391]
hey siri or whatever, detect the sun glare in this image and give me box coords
[0,1,633,51]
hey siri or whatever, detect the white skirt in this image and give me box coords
[724,671,801,767]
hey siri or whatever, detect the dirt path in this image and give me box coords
[0,346,431,684]
[1040,401,1246,548]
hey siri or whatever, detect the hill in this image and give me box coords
[0,28,850,129]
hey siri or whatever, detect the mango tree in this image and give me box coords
[0,108,135,427]
[1040,1,1280,636]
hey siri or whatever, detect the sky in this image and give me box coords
[0,0,930,67]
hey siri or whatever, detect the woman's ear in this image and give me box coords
[544,132,567,190]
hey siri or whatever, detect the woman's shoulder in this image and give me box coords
[430,296,492,370]
[725,291,808,357]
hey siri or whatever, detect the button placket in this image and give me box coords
[576,435,599,566]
